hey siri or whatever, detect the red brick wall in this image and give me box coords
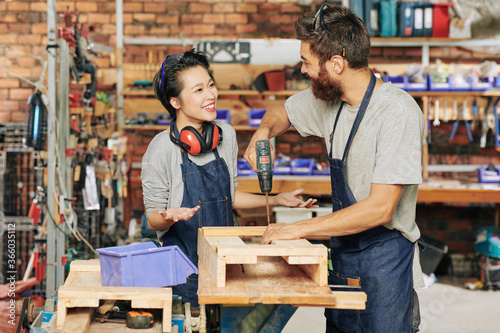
[3,1,500,258]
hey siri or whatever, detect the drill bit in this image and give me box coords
[266,193,270,224]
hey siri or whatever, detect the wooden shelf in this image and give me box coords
[123,124,296,132]
[121,88,300,96]
[237,176,500,204]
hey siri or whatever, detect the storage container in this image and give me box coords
[417,235,448,275]
[475,226,500,258]
[96,242,197,287]
[237,158,256,176]
[477,166,500,183]
[273,158,292,175]
[470,77,491,91]
[216,109,231,124]
[248,109,266,127]
[291,158,314,175]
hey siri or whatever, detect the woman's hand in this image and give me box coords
[159,206,200,223]
[271,188,318,208]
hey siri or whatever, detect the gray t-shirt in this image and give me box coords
[285,83,425,287]
[141,121,238,239]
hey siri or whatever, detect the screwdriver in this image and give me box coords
[256,140,273,224]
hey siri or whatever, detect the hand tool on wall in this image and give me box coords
[471,98,479,131]
[480,97,494,148]
[443,98,448,123]
[433,98,440,126]
[449,99,473,143]
[256,140,273,224]
[493,97,500,151]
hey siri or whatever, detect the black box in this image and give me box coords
[417,235,448,275]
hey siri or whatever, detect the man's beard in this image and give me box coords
[311,66,344,102]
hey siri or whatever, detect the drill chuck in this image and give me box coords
[256,140,273,194]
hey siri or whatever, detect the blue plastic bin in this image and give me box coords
[428,75,451,91]
[477,166,500,183]
[494,76,500,88]
[216,109,231,124]
[384,76,405,89]
[471,77,492,91]
[449,75,471,91]
[237,158,257,176]
[96,242,197,287]
[385,75,427,91]
[406,75,428,91]
[157,113,172,125]
[248,109,266,127]
[291,158,314,175]
[273,158,292,175]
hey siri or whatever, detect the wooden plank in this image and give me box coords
[198,230,227,287]
[61,308,94,333]
[201,226,267,237]
[217,243,327,257]
[69,259,101,272]
[197,261,250,305]
[58,286,172,301]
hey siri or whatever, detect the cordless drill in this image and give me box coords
[256,140,273,224]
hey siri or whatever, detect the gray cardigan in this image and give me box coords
[141,121,239,239]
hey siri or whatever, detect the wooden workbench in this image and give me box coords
[236,176,500,226]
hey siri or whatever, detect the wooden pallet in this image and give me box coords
[198,226,328,288]
[197,227,366,309]
[57,260,172,333]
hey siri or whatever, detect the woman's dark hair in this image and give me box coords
[153,49,215,118]
[295,5,370,69]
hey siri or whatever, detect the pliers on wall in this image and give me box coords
[449,100,473,143]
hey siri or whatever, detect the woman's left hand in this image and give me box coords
[272,188,318,208]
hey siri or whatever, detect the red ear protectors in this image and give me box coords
[170,120,223,155]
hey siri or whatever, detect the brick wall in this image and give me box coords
[3,1,500,257]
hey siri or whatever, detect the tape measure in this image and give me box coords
[126,310,154,329]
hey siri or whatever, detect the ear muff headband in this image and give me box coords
[169,120,223,155]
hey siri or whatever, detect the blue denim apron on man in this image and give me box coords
[325,73,418,332]
[162,124,233,307]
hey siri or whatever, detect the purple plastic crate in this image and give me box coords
[273,158,292,175]
[291,158,314,175]
[237,158,256,176]
[494,76,500,88]
[385,75,427,91]
[449,75,471,91]
[216,109,231,123]
[384,76,406,89]
[248,109,266,127]
[478,166,500,183]
[471,77,492,91]
[96,242,197,287]
[406,75,428,91]
[428,75,450,91]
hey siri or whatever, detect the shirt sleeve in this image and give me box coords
[141,147,170,217]
[372,107,424,185]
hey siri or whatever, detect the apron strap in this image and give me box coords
[342,72,376,161]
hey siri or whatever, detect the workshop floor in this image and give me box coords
[282,276,499,332]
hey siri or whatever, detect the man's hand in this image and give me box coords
[271,188,319,208]
[261,222,302,244]
[159,206,200,223]
[243,131,274,171]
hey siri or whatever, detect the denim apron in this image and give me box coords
[162,124,233,307]
[325,73,416,332]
